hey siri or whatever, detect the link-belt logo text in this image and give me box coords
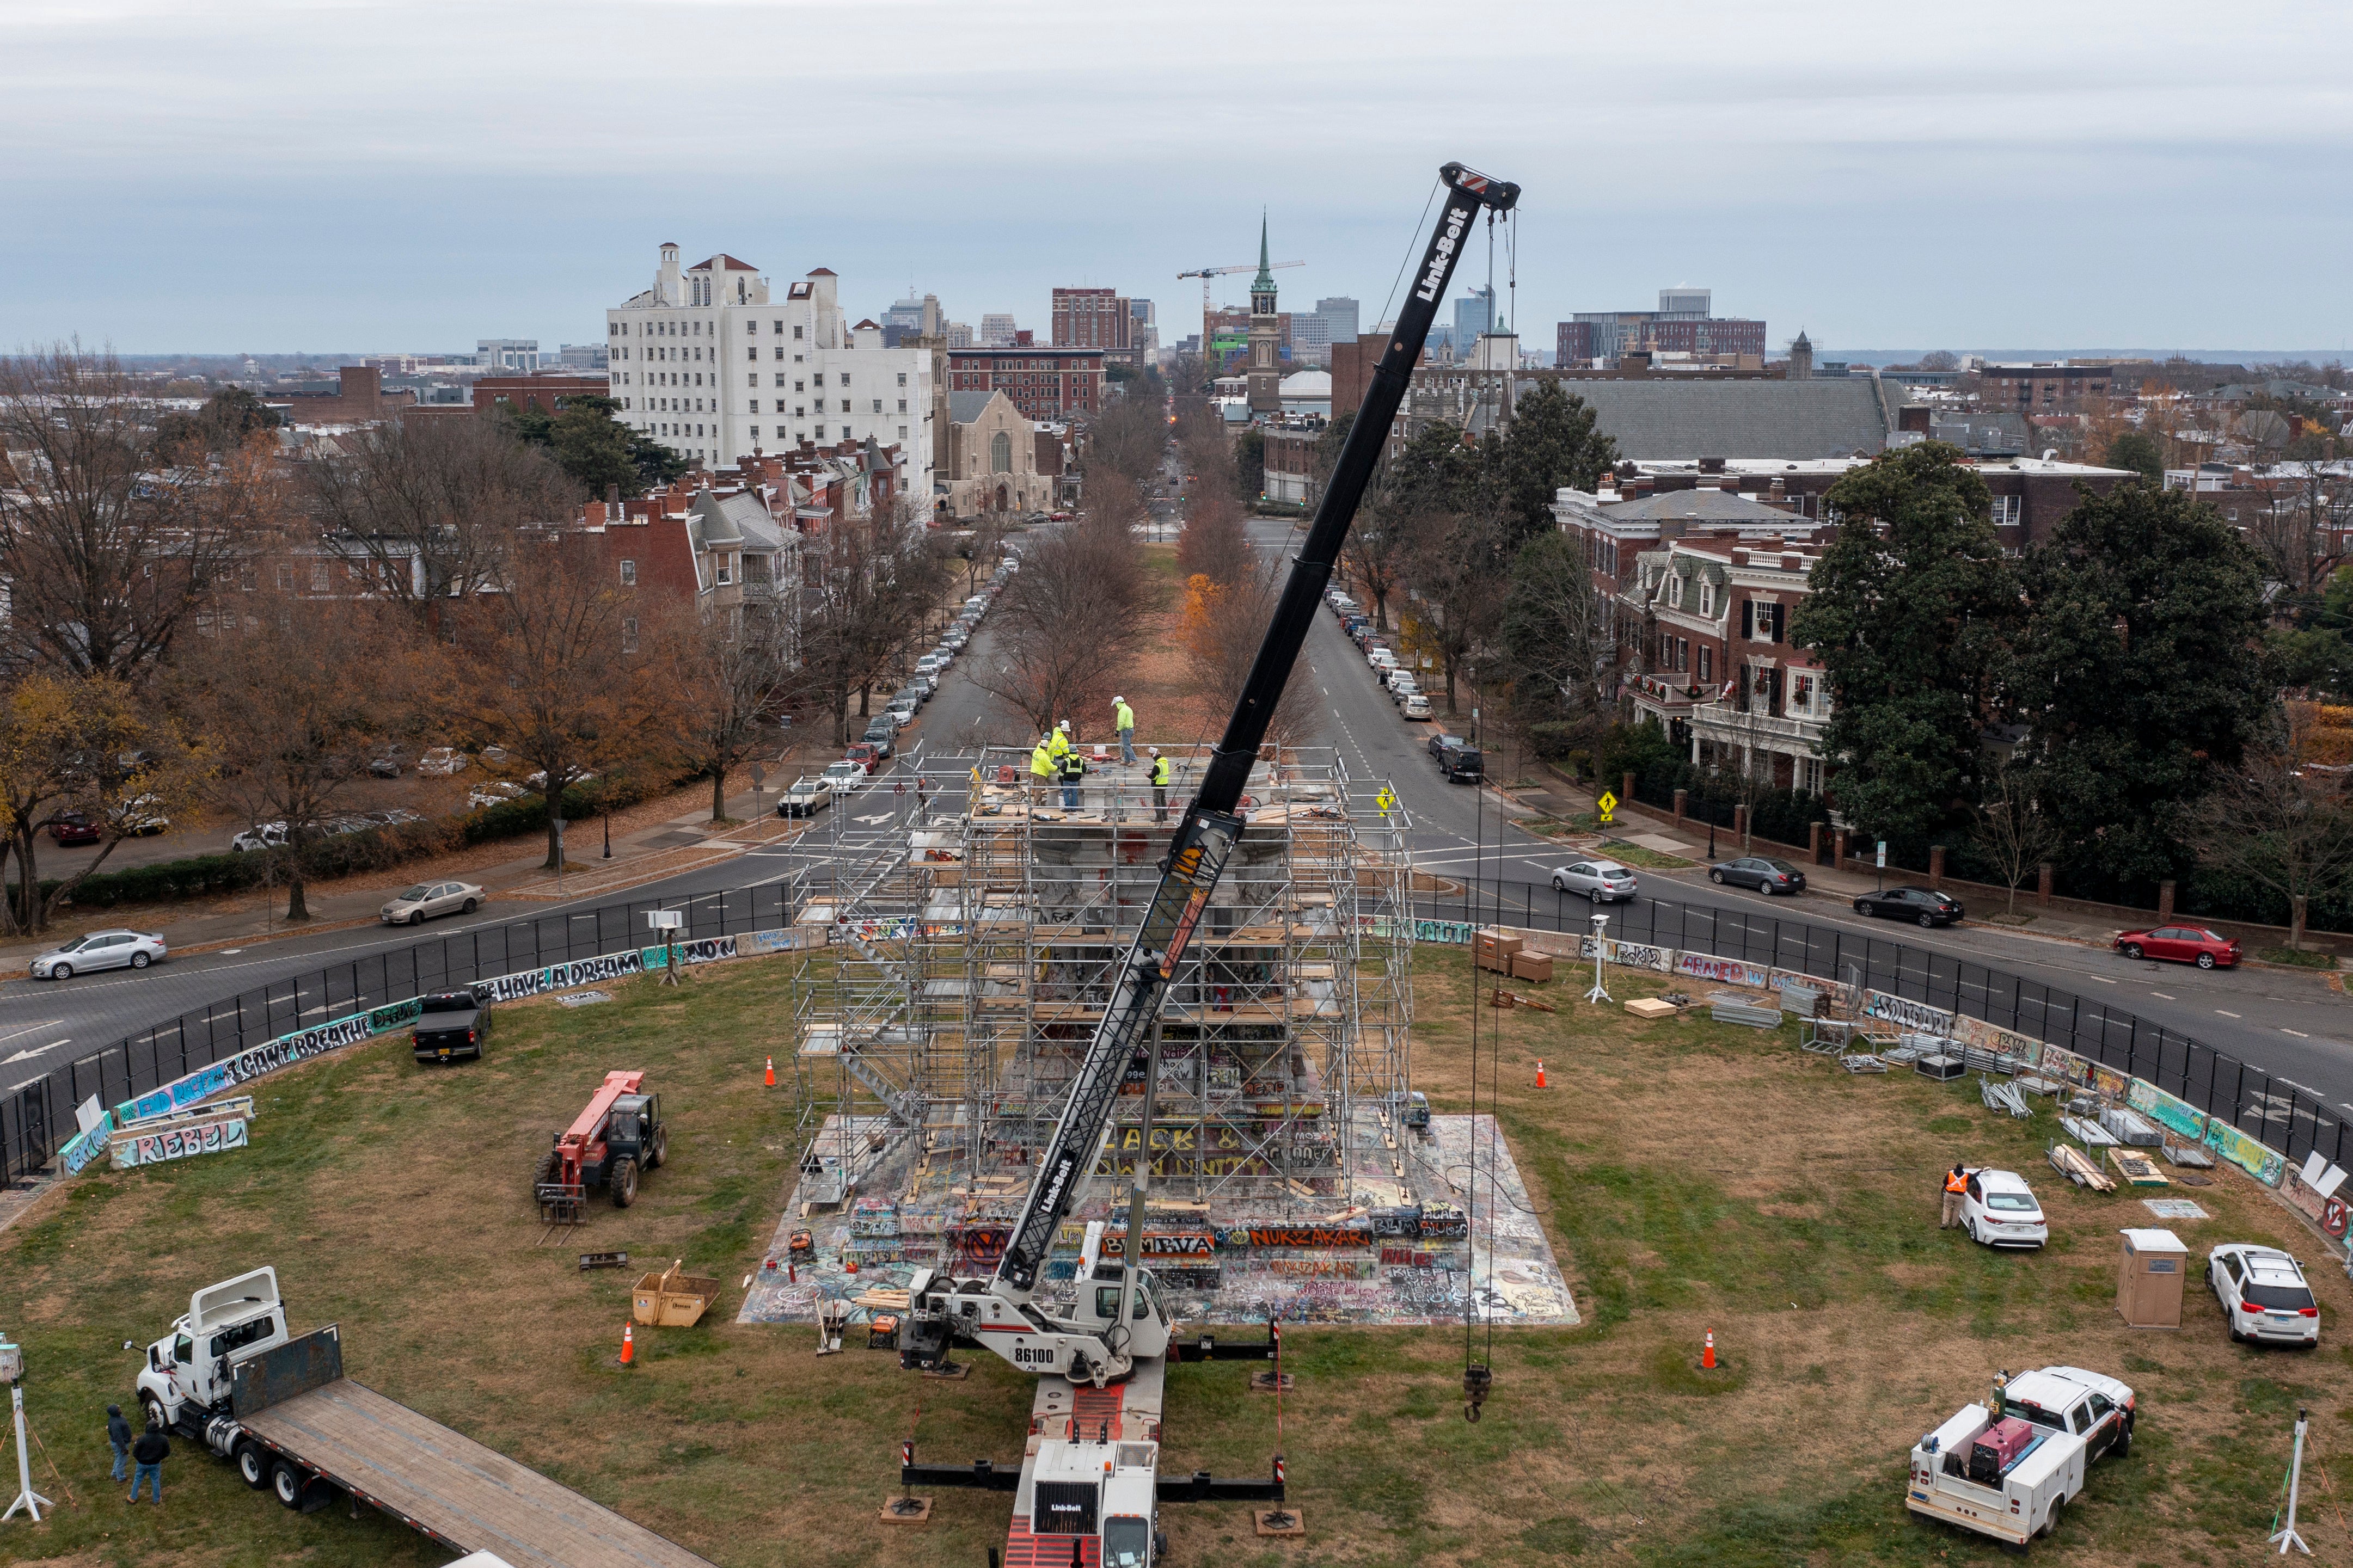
[1415,204,1474,302]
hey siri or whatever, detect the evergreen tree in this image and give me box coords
[2103,429,2164,487]
[2013,483,2269,892]
[1788,443,2015,845]
[1493,381,1614,544]
[505,393,681,497]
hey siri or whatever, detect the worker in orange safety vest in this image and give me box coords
[1941,1162,1969,1229]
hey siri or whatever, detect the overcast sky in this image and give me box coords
[3,0,2348,358]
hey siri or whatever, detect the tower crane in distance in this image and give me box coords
[1176,258,1302,325]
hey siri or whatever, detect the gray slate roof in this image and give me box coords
[947,391,997,425]
[1594,488,1793,523]
[1568,378,1894,460]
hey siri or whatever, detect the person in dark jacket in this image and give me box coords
[129,1422,169,1503]
[107,1404,132,1480]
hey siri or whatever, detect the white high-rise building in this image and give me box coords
[604,244,933,487]
[476,338,540,372]
[979,313,1018,347]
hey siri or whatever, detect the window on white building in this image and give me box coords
[794,404,805,417]
[773,321,783,334]
[793,325,804,339]
[750,401,759,414]
[991,432,1012,474]
[872,399,882,413]
[1668,575,1682,608]
[1699,581,1714,616]
[897,399,908,413]
[897,372,907,386]
[716,556,732,586]
[750,426,760,440]
[840,400,849,414]
[898,426,908,439]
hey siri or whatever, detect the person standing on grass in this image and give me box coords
[107,1403,132,1481]
[129,1420,169,1504]
[1113,696,1136,765]
[1941,1162,1969,1228]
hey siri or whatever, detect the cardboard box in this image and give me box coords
[1509,951,1553,982]
[1624,997,1681,1019]
[2116,1228,2186,1328]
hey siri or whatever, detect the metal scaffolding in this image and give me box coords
[787,742,1414,1216]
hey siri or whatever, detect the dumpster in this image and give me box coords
[632,1260,720,1327]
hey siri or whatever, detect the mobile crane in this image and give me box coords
[895,164,1519,1564]
[900,163,1519,1394]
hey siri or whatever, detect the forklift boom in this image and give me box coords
[560,1071,645,1151]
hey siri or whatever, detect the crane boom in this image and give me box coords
[904,162,1518,1387]
[1000,161,1517,1300]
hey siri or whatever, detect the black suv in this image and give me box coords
[1439,745,1484,784]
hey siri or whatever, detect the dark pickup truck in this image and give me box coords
[412,989,490,1063]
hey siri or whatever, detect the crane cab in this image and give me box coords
[1026,1434,1165,1567]
[1070,1266,1173,1363]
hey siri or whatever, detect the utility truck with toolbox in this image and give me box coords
[135,1267,716,1568]
[1907,1367,2136,1547]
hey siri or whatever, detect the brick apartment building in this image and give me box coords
[946,346,1105,422]
[470,374,610,416]
[1051,287,1133,361]
[1260,419,1327,505]
[265,365,415,426]
[1977,363,2115,409]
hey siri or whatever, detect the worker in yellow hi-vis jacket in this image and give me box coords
[1113,696,1136,764]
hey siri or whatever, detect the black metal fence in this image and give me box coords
[1417,879,2348,1176]
[1,884,799,1185]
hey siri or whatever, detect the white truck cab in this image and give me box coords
[1907,1367,2135,1547]
[1024,1436,1163,1566]
[137,1266,288,1431]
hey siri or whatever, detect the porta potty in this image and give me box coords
[2117,1227,2188,1328]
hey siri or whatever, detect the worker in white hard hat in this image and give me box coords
[1113,696,1136,765]
[1149,747,1171,823]
[1048,719,1073,765]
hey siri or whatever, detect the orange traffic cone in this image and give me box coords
[1702,1331,1715,1370]
[621,1323,635,1367]
[764,1056,776,1087]
[1535,1060,1548,1089]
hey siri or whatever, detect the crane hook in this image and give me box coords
[1463,1363,1493,1424]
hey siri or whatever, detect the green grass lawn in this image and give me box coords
[2,948,2348,1566]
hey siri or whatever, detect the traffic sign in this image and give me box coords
[1596,791,1617,825]
[1875,840,1888,868]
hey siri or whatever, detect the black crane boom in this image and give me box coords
[989,161,1520,1302]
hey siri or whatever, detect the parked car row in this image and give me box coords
[1326,588,1434,727]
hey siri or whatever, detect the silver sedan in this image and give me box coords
[379,880,486,926]
[32,928,167,980]
[1549,859,1640,903]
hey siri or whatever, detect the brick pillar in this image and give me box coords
[2037,862,2053,908]
[1929,845,1946,889]
[1834,827,1849,870]
[1622,771,1636,809]
[1733,803,1749,848]
[2158,880,2176,920]
[1808,821,1823,864]
[1672,788,1687,829]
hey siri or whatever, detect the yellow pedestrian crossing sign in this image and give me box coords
[1596,790,1617,825]
[1376,786,1397,820]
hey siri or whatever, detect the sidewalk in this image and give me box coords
[0,764,823,969]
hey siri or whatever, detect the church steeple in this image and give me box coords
[1246,211,1282,416]
[1252,211,1274,293]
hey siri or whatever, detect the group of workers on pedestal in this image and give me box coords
[1028,695,1172,822]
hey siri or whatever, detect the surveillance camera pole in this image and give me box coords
[1,1336,51,1524]
[1585,912,1611,1005]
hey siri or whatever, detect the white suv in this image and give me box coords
[2209,1244,2320,1345]
[1959,1168,2048,1249]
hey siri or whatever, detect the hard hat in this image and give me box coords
[1113,696,1125,705]
[1149,747,1161,757]
[1058,719,1070,731]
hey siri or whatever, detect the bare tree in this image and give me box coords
[647,598,798,822]
[1087,392,1168,485]
[304,414,581,622]
[2192,703,2353,951]
[1399,502,1509,716]
[173,573,420,920]
[0,346,272,682]
[798,502,943,745]
[1179,556,1319,749]
[445,530,654,870]
[974,513,1153,738]
[1969,759,2064,917]
[1175,485,1251,586]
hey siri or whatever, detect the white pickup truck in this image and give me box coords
[1906,1366,2136,1547]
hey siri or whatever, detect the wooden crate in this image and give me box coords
[1509,951,1553,982]
[1474,928,1522,973]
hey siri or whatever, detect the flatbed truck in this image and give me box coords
[138,1267,717,1568]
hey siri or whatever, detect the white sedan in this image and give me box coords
[1960,1168,2049,1249]
[32,928,167,980]
[468,781,527,810]
[1551,859,1639,903]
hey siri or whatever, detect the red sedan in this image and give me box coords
[843,743,883,774]
[2115,925,2242,969]
[47,812,100,845]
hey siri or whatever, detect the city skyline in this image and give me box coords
[4,0,2349,355]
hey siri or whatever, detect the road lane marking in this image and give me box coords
[2217,1010,2240,1018]
[2285,1028,2311,1038]
[2150,992,2174,1000]
[2088,975,2115,983]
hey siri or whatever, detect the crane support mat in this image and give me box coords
[236,1375,720,1568]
